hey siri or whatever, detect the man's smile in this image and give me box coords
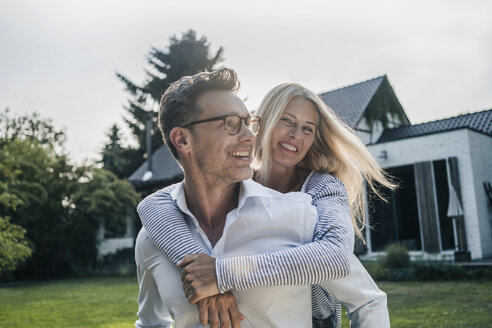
[229,150,252,161]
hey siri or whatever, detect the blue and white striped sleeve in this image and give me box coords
[137,185,206,264]
[216,173,353,293]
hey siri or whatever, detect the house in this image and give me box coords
[128,75,492,262]
[129,145,183,193]
[366,109,492,261]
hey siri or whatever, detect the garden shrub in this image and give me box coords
[363,257,492,281]
[364,261,391,281]
[379,243,410,269]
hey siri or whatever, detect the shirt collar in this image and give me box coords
[170,182,192,217]
[170,179,275,214]
[237,179,276,209]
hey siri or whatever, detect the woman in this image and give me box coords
[138,83,395,327]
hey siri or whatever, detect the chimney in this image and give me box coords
[142,114,153,182]
[146,115,153,173]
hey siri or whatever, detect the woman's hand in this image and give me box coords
[179,253,220,303]
[196,292,245,328]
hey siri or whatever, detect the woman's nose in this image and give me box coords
[288,124,301,138]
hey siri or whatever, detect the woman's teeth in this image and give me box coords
[280,142,297,152]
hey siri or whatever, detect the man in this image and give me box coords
[135,68,318,327]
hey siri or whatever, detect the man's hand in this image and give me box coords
[197,292,245,328]
[178,253,220,303]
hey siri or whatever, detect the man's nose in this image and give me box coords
[238,123,255,143]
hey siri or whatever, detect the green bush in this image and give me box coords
[363,261,392,280]
[379,243,410,269]
[413,261,492,280]
[363,259,492,281]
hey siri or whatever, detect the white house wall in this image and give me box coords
[368,129,487,259]
[467,131,492,258]
[98,237,134,257]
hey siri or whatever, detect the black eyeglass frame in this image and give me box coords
[181,114,261,135]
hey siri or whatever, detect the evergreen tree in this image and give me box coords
[106,30,224,177]
[100,124,132,179]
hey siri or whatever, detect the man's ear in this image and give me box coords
[169,127,191,156]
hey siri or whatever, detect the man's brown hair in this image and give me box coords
[158,67,240,160]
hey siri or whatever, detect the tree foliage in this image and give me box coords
[100,124,130,179]
[0,107,66,150]
[101,29,224,178]
[0,217,32,277]
[60,166,139,273]
[0,181,32,276]
[0,109,139,279]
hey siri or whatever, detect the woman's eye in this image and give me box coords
[281,118,294,126]
[303,126,314,134]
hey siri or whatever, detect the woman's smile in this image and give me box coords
[279,141,298,153]
[271,96,319,169]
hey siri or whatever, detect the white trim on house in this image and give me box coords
[96,215,135,258]
[359,250,455,262]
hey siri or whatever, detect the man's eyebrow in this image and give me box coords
[283,112,317,125]
[226,112,250,117]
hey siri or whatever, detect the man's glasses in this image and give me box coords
[182,114,261,135]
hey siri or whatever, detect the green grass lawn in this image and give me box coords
[0,276,138,328]
[376,281,492,328]
[341,281,492,328]
[1,277,491,327]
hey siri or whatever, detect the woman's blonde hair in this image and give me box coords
[254,83,396,240]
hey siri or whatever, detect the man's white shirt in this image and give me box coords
[135,179,318,328]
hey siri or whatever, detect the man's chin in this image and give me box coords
[234,167,254,182]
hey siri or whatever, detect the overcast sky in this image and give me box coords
[1,0,491,163]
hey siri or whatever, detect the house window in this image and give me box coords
[369,160,456,253]
[369,165,421,251]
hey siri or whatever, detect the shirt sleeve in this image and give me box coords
[216,174,353,293]
[137,185,206,265]
[320,253,390,328]
[135,229,174,328]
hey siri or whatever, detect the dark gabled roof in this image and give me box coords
[319,75,385,127]
[128,145,183,189]
[377,108,492,143]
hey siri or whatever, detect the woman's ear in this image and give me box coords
[169,127,191,156]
